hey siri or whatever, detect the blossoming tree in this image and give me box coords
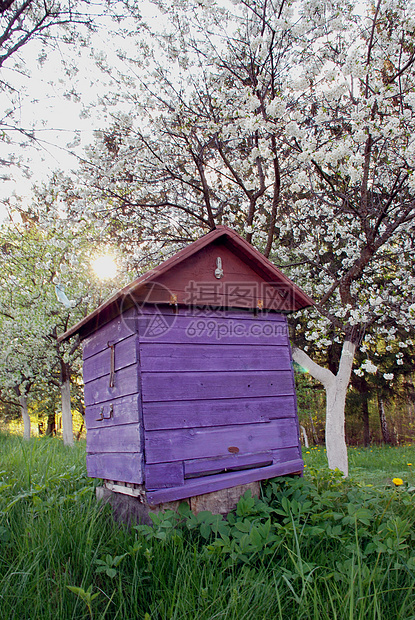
[280,0,415,473]
[52,0,415,473]
[70,0,302,262]
[0,199,120,442]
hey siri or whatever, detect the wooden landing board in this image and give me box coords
[146,458,304,504]
[184,446,299,478]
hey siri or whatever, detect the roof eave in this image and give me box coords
[58,226,314,343]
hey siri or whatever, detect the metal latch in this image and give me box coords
[95,403,114,421]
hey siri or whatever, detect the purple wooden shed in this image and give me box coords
[60,226,313,505]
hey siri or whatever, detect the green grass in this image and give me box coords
[303,443,415,488]
[1,432,415,619]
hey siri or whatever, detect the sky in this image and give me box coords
[0,1,164,221]
[1,45,101,219]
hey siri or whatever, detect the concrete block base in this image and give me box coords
[96,480,260,526]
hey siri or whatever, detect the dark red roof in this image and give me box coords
[59,226,313,342]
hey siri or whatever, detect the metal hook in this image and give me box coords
[169,293,178,313]
[215,256,224,279]
[95,404,114,421]
[95,406,104,421]
[108,342,115,388]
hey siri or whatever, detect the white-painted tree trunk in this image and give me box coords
[60,362,74,447]
[300,425,309,448]
[292,340,356,477]
[377,394,392,444]
[19,394,31,441]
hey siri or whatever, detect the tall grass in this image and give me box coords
[0,433,414,619]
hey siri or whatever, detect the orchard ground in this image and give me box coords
[1,432,415,619]
[303,443,415,489]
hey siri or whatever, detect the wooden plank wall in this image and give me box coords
[139,307,303,504]
[82,308,143,484]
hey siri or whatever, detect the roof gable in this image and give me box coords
[60,226,313,341]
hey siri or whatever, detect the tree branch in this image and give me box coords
[291,346,335,388]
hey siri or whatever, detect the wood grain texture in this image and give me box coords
[146,458,304,504]
[84,365,139,406]
[87,452,143,484]
[69,231,309,501]
[141,370,294,403]
[83,335,138,384]
[139,343,291,373]
[87,424,141,454]
[80,305,303,498]
[145,418,299,464]
[272,446,301,463]
[85,394,141,430]
[149,244,299,312]
[145,462,185,489]
[142,396,296,430]
[82,307,137,360]
[138,306,287,321]
[60,226,313,343]
[132,283,293,313]
[137,313,289,346]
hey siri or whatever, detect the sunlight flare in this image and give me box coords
[91,254,118,280]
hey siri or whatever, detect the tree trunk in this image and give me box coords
[300,425,309,448]
[355,374,370,446]
[60,361,74,447]
[362,390,370,447]
[351,373,370,446]
[76,421,84,441]
[377,393,392,444]
[308,410,319,444]
[46,412,56,436]
[404,380,415,424]
[19,394,30,441]
[292,340,356,476]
